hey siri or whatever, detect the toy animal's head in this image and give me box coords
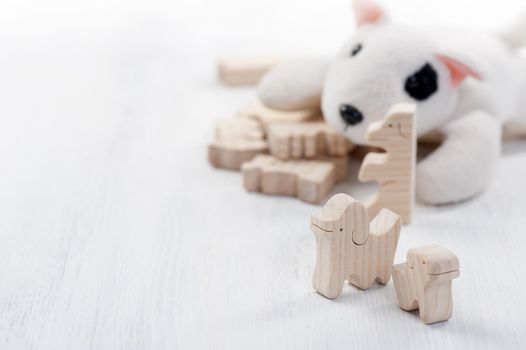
[310,193,370,244]
[366,104,415,145]
[322,0,483,144]
[406,245,460,282]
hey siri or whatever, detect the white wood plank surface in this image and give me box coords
[1,0,526,349]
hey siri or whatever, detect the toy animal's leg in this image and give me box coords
[416,110,501,205]
[258,57,329,111]
[312,235,347,299]
[392,264,418,311]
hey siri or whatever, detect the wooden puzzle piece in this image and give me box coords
[214,117,265,140]
[267,121,354,160]
[241,155,344,204]
[311,193,402,299]
[392,245,460,324]
[358,103,417,224]
[208,117,268,170]
[217,57,280,86]
[503,120,526,141]
[238,102,322,129]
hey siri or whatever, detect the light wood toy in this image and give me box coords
[241,154,349,204]
[217,57,280,86]
[208,117,268,170]
[267,121,354,160]
[503,121,526,141]
[392,245,460,324]
[311,193,402,299]
[238,102,321,130]
[358,103,416,224]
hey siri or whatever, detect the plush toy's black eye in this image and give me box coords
[404,63,438,101]
[350,43,362,57]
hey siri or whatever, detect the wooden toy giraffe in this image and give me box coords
[311,193,402,299]
[392,245,460,324]
[358,103,416,224]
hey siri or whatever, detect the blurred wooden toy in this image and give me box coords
[311,194,402,299]
[503,121,526,141]
[267,121,354,160]
[208,117,267,170]
[218,57,281,86]
[358,103,416,224]
[322,156,349,183]
[238,102,321,129]
[392,245,460,324]
[241,155,347,204]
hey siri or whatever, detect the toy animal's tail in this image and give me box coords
[500,12,526,48]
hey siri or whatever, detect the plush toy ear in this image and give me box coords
[436,54,483,87]
[352,0,386,27]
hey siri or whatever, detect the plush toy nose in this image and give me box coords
[339,104,363,126]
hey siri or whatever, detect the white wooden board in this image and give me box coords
[0,0,526,349]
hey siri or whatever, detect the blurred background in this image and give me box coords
[0,0,525,349]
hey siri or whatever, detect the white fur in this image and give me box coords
[258,9,526,205]
[500,12,526,48]
[416,110,501,204]
[259,57,329,111]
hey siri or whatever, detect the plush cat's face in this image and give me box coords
[322,24,461,144]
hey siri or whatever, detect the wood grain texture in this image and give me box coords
[267,121,353,160]
[358,103,417,224]
[242,154,337,203]
[392,245,460,324]
[208,117,267,170]
[311,194,402,299]
[1,1,526,349]
[503,121,526,141]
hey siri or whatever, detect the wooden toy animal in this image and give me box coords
[311,193,402,299]
[208,117,267,170]
[267,121,353,160]
[242,154,348,204]
[392,245,460,324]
[358,103,416,224]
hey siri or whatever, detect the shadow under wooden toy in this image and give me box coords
[311,193,402,299]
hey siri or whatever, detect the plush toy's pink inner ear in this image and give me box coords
[353,0,385,27]
[436,54,482,87]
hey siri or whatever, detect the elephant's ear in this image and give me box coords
[258,57,329,111]
[352,0,388,27]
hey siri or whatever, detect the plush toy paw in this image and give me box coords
[416,111,502,204]
[258,57,329,111]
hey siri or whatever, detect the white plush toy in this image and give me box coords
[258,0,526,205]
